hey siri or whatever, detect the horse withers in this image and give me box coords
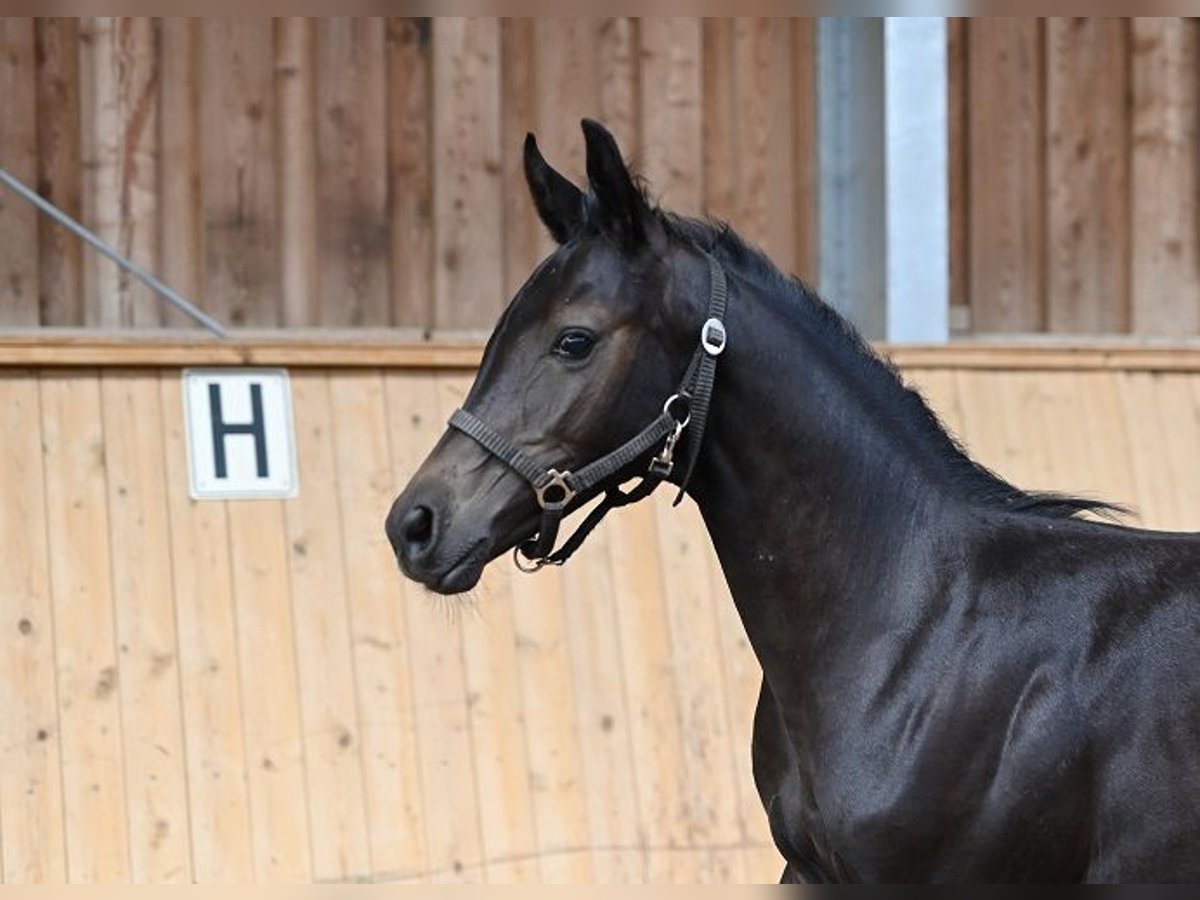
[386,119,1200,882]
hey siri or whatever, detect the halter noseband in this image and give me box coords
[448,252,729,571]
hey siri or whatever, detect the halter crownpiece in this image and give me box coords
[448,251,729,571]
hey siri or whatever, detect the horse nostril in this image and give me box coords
[401,504,435,550]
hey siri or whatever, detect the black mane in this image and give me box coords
[650,208,1124,522]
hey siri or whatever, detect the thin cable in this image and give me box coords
[0,168,230,338]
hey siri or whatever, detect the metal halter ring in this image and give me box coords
[663,393,692,427]
[512,545,559,573]
[534,469,576,511]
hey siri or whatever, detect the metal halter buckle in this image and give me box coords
[701,317,727,356]
[534,469,576,511]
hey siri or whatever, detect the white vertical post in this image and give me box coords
[817,17,949,343]
[884,17,948,342]
[818,18,886,339]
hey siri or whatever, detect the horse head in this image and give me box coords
[386,120,710,593]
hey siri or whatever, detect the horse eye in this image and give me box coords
[553,329,596,360]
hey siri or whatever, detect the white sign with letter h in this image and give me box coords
[183,368,298,499]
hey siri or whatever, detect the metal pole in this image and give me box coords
[884,17,949,342]
[0,167,230,339]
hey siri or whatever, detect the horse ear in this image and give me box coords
[524,133,584,244]
[581,118,665,254]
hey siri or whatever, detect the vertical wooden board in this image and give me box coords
[947,17,968,323]
[532,20,602,261]
[533,19,601,175]
[968,20,1045,333]
[605,499,698,881]
[276,18,318,328]
[652,494,745,882]
[158,372,255,882]
[0,374,67,883]
[1145,374,1200,531]
[77,17,120,327]
[1045,18,1129,334]
[328,372,427,879]
[158,18,203,329]
[904,369,967,440]
[597,19,641,161]
[200,19,279,327]
[639,19,704,217]
[35,18,84,327]
[432,18,503,333]
[1026,371,1107,501]
[225,497,311,881]
[432,375,539,884]
[1117,372,1179,529]
[1131,18,1200,335]
[701,20,735,224]
[729,19,796,274]
[39,373,129,882]
[995,372,1059,492]
[0,19,39,325]
[79,18,161,327]
[1074,371,1138,517]
[316,19,390,327]
[792,18,819,284]
[953,370,1027,485]
[558,525,644,883]
[383,372,484,882]
[283,372,371,881]
[1181,375,1200,528]
[709,560,779,884]
[386,17,434,332]
[114,17,160,327]
[500,18,539,302]
[509,562,594,884]
[99,373,191,882]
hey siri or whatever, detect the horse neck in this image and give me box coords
[681,261,960,703]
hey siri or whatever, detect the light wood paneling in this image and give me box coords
[39,373,130,881]
[0,374,67,882]
[2,353,1200,881]
[158,370,255,881]
[100,373,191,881]
[284,372,371,880]
[384,372,484,881]
[225,491,311,881]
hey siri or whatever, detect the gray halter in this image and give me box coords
[448,252,728,571]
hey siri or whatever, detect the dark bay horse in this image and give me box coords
[386,119,1200,882]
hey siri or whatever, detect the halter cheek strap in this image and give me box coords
[447,252,728,570]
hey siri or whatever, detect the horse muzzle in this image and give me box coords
[384,482,484,593]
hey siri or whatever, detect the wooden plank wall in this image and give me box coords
[3,17,1200,336]
[3,350,1200,883]
[954,17,1200,336]
[0,17,817,334]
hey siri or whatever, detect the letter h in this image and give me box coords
[209,382,269,479]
